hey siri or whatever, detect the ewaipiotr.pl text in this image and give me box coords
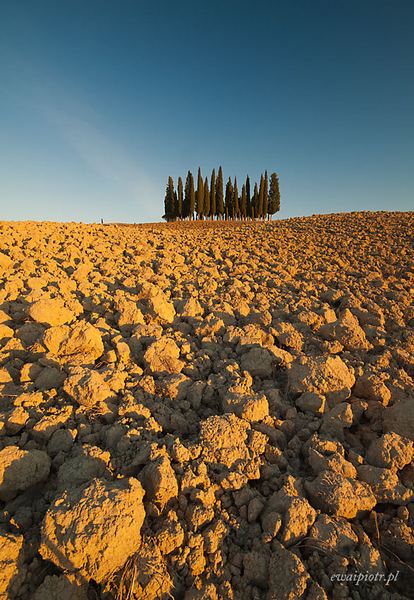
[331,572,399,586]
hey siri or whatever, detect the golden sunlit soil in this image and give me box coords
[0,211,413,599]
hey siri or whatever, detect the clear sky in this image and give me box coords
[1,0,413,222]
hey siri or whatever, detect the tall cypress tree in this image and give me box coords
[225,177,233,219]
[176,176,183,220]
[258,174,264,220]
[252,182,259,219]
[190,173,195,220]
[240,184,247,220]
[184,172,190,218]
[233,177,239,220]
[196,167,204,219]
[268,172,281,218]
[204,176,210,218]
[210,169,216,220]
[184,171,195,219]
[164,176,175,221]
[245,175,251,220]
[263,170,269,220]
[216,166,224,219]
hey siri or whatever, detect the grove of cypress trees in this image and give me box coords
[268,172,281,218]
[176,176,183,220]
[163,169,280,222]
[240,184,247,220]
[204,176,210,219]
[216,166,224,219]
[263,170,268,220]
[196,167,204,219]
[210,169,216,220]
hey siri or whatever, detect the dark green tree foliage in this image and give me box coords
[183,172,190,218]
[164,176,175,221]
[184,171,195,219]
[190,175,195,219]
[210,169,216,219]
[196,167,204,219]
[233,177,239,220]
[203,177,210,219]
[176,176,183,219]
[252,182,259,218]
[245,175,251,219]
[258,175,264,219]
[240,184,247,219]
[225,177,233,219]
[268,172,281,217]
[163,169,280,221]
[216,166,224,218]
[263,170,269,219]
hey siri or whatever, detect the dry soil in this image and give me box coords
[0,211,413,600]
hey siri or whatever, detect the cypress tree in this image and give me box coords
[204,176,210,218]
[190,174,195,219]
[240,184,247,220]
[268,172,281,218]
[164,176,175,221]
[233,177,239,220]
[225,177,233,219]
[252,182,259,219]
[184,172,190,218]
[196,167,204,219]
[245,175,251,220]
[184,171,195,219]
[216,166,224,219]
[176,176,183,220]
[263,170,269,220]
[258,174,264,220]
[210,169,216,220]
[170,176,176,220]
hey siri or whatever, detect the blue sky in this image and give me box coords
[1,0,413,222]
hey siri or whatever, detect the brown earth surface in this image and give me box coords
[0,211,413,599]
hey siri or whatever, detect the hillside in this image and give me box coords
[0,211,413,599]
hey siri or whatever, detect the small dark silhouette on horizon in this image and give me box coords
[163,167,280,221]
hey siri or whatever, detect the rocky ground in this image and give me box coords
[0,211,413,600]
